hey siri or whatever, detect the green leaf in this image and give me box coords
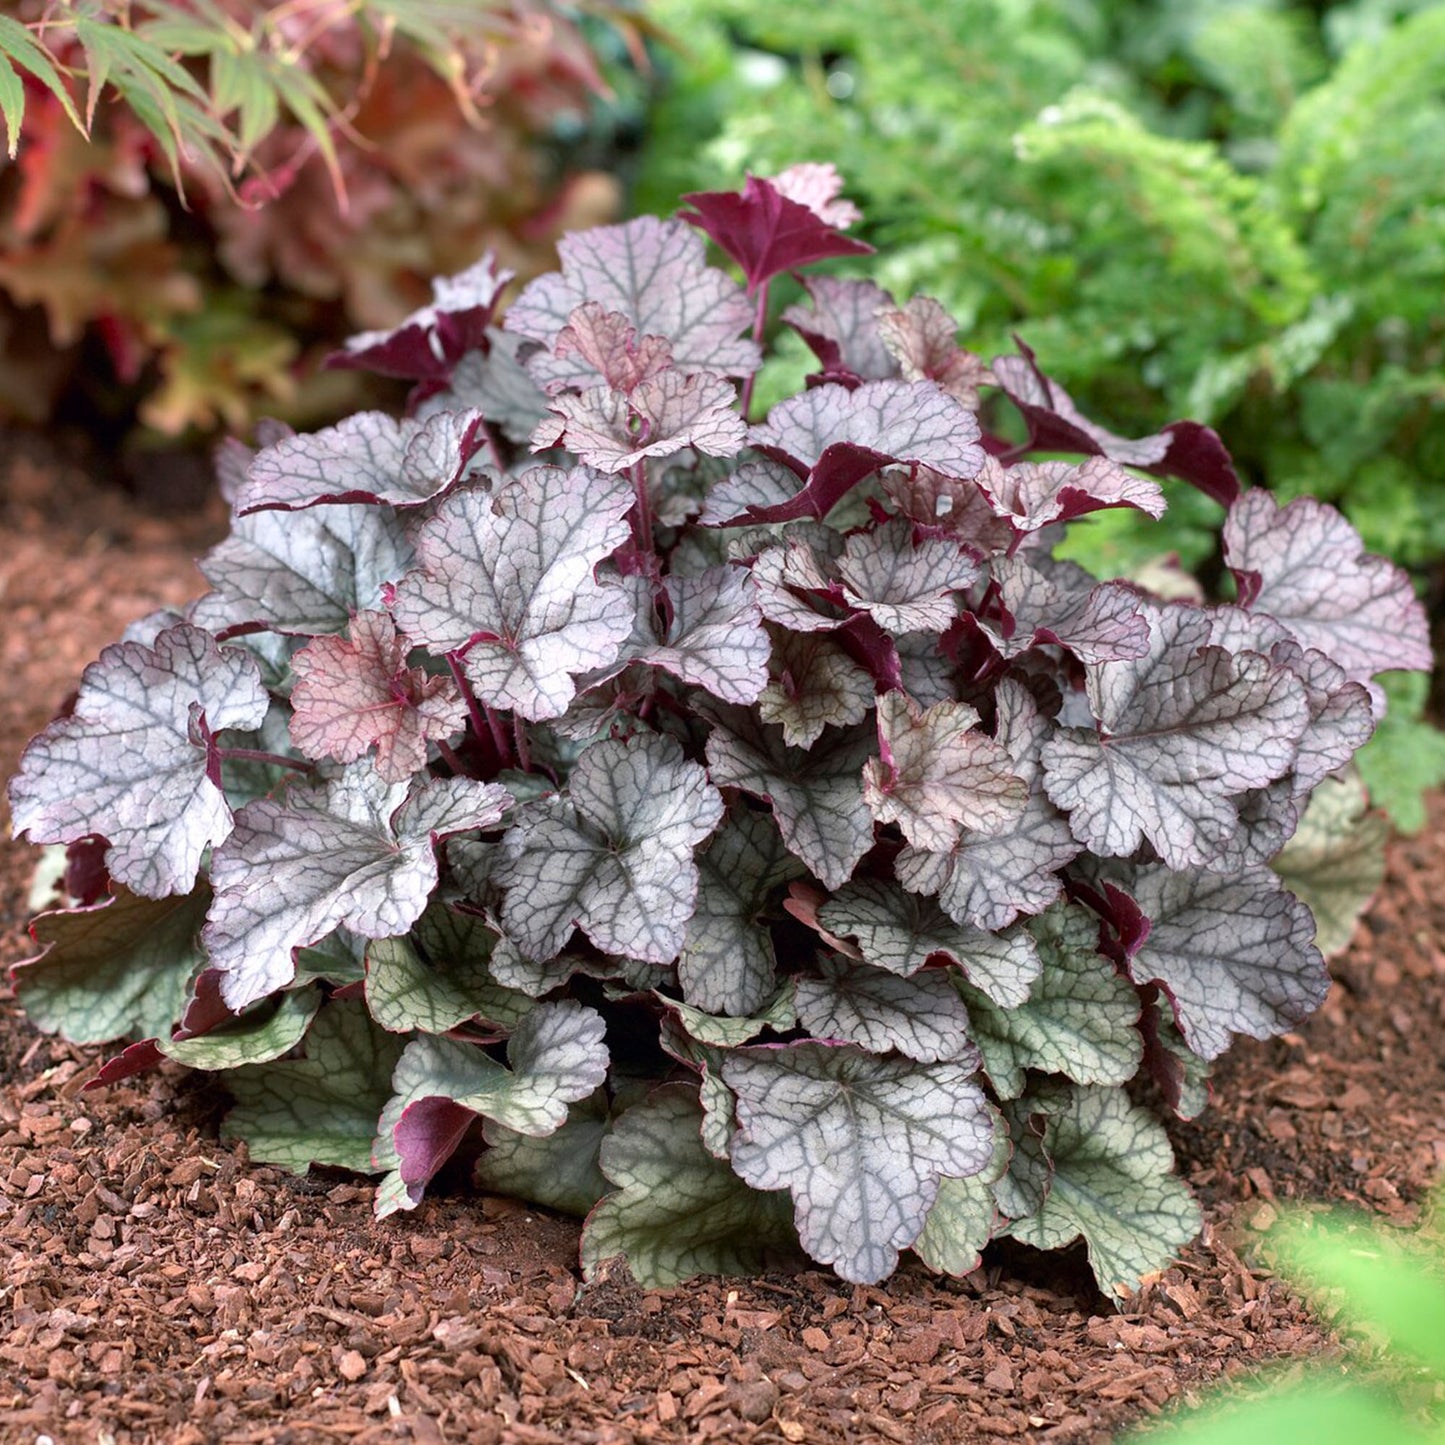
[15,886,210,1045]
[365,920,533,1035]
[1132,1382,1429,1445]
[914,1116,1011,1276]
[581,1085,800,1287]
[1005,1085,1202,1297]
[222,1001,406,1174]
[0,14,83,150]
[1271,770,1388,958]
[961,903,1142,1098]
[1356,672,1445,834]
[161,986,322,1070]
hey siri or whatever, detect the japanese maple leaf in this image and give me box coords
[681,171,873,295]
[289,610,468,782]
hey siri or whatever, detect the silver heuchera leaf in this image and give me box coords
[581,1085,800,1287]
[288,610,467,783]
[746,533,849,633]
[1003,1084,1202,1298]
[638,567,770,705]
[192,500,413,636]
[658,987,799,1050]
[723,1042,997,1284]
[876,297,993,409]
[815,878,1041,1006]
[794,955,979,1064]
[750,379,984,481]
[882,466,1016,552]
[390,467,635,721]
[1267,642,1374,795]
[10,623,269,898]
[475,1087,618,1218]
[429,329,550,444]
[532,370,746,473]
[758,628,874,748]
[782,276,898,381]
[896,679,1082,931]
[161,986,322,1071]
[835,518,979,634]
[863,691,1027,853]
[680,805,805,1016]
[506,216,759,390]
[1224,488,1431,683]
[974,454,1165,532]
[913,1119,1012,1277]
[494,733,724,965]
[222,1000,406,1174]
[703,706,876,890]
[1040,602,1309,870]
[238,409,484,512]
[364,929,530,1036]
[374,1000,609,1216]
[551,301,673,392]
[206,765,512,1010]
[1114,861,1327,1061]
[985,556,1150,666]
[962,902,1142,1099]
[1271,769,1388,958]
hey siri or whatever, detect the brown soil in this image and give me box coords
[2,427,1443,1445]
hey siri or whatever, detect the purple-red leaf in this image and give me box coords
[991,340,1240,506]
[289,610,468,783]
[327,254,512,382]
[680,172,872,295]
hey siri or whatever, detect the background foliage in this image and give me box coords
[634,0,1445,826]
[0,0,641,440]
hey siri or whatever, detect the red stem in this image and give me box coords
[217,747,313,775]
[739,279,771,420]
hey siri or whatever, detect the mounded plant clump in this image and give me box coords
[8,169,1431,1294]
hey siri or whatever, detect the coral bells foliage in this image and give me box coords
[9,170,1432,1295]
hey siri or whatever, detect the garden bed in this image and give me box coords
[2,428,1442,1445]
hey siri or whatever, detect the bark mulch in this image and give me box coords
[3,428,1443,1444]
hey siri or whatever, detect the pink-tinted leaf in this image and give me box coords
[238,409,486,513]
[864,691,1026,853]
[747,532,849,634]
[837,518,979,634]
[289,611,467,782]
[896,681,1081,932]
[782,276,898,382]
[1223,489,1431,683]
[553,301,673,393]
[991,340,1240,506]
[1039,603,1310,870]
[390,468,635,721]
[680,173,872,295]
[974,455,1165,533]
[506,217,759,391]
[9,624,268,899]
[742,380,984,524]
[532,370,746,474]
[1112,862,1327,1061]
[328,254,513,382]
[769,162,863,228]
[877,297,993,409]
[881,467,1017,554]
[430,329,550,445]
[206,765,511,1010]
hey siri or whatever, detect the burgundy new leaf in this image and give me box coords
[680,172,872,295]
[289,611,468,782]
[991,340,1240,506]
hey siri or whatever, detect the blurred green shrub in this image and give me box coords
[1124,1182,1445,1444]
[634,0,1445,828]
[0,1,642,437]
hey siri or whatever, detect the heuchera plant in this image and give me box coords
[8,167,1431,1295]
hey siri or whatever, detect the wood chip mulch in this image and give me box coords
[3,428,1443,1444]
